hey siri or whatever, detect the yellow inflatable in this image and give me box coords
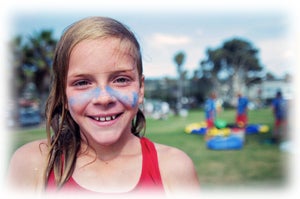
[184,122,206,134]
[259,125,270,133]
[206,127,231,137]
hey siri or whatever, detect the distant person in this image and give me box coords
[7,16,200,196]
[205,92,217,129]
[215,98,223,114]
[236,93,249,128]
[272,91,287,143]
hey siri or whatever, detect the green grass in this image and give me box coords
[8,108,288,190]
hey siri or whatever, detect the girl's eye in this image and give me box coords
[114,77,131,84]
[73,80,90,87]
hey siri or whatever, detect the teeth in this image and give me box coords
[100,117,106,122]
[93,115,117,122]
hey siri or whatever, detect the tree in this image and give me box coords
[10,36,27,98]
[23,30,57,97]
[200,37,263,104]
[174,51,186,114]
[11,30,57,116]
[190,69,213,104]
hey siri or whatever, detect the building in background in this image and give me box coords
[248,77,293,107]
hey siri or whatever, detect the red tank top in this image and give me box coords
[46,137,164,195]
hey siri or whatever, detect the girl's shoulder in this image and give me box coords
[154,142,200,193]
[154,143,195,170]
[7,139,49,191]
[11,139,49,162]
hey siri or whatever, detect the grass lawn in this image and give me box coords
[8,108,289,190]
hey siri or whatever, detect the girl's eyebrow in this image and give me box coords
[99,67,136,75]
[111,68,136,74]
[107,68,138,78]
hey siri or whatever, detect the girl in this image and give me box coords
[7,16,200,196]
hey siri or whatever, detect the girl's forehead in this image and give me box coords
[72,37,136,56]
[71,38,136,63]
[68,38,138,76]
[67,60,137,77]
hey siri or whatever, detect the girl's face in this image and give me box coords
[66,38,144,146]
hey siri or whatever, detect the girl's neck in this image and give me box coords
[78,133,140,163]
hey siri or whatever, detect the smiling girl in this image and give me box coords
[7,16,200,196]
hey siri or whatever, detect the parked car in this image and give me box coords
[19,106,41,126]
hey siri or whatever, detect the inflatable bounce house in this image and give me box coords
[185,119,269,150]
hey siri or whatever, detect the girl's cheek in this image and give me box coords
[68,95,89,115]
[68,88,101,106]
[131,92,139,107]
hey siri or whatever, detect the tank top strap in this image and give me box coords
[137,137,163,187]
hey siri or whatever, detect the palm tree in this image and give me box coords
[23,30,57,97]
[12,30,57,116]
[10,36,27,99]
[174,51,186,114]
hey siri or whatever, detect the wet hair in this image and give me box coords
[44,16,145,188]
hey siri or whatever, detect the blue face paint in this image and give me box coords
[69,87,101,106]
[68,86,139,108]
[132,92,139,108]
[106,86,138,108]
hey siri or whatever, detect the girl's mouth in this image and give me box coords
[89,113,122,122]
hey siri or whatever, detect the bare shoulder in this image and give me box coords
[10,139,49,164]
[7,139,49,191]
[154,143,200,193]
[155,143,194,166]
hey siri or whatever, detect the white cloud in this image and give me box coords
[141,33,194,78]
[151,33,191,45]
[143,63,177,78]
[257,36,294,77]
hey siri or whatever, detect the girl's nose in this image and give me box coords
[92,87,116,106]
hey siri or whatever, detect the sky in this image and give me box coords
[2,0,297,80]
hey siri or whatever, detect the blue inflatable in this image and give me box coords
[206,135,243,150]
[191,128,207,135]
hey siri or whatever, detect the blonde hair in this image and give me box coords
[44,16,145,188]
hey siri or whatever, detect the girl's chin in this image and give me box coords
[87,130,126,146]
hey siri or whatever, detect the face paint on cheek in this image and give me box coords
[132,92,139,108]
[68,87,101,106]
[106,86,139,108]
